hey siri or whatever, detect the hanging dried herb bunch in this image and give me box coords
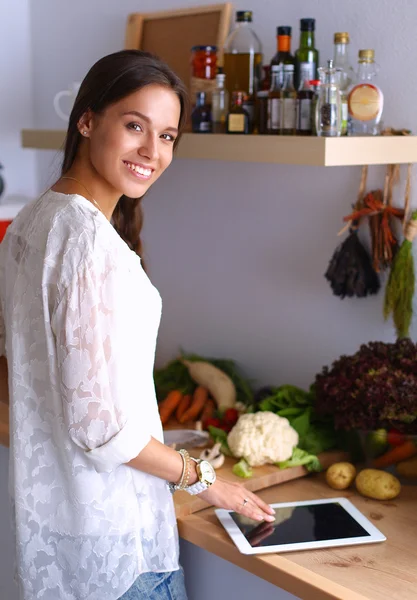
[325,166,380,298]
[343,165,404,273]
[384,164,417,339]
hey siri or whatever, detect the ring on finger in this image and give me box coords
[242,498,249,507]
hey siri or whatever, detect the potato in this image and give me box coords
[325,462,356,490]
[355,468,401,500]
[396,456,417,478]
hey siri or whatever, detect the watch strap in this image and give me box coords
[184,480,209,495]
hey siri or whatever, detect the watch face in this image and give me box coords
[200,460,216,484]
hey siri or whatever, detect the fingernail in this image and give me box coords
[269,507,276,514]
[265,515,275,522]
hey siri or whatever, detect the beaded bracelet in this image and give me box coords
[177,449,191,490]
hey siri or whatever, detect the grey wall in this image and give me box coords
[0,0,37,204]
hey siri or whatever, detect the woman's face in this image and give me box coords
[86,84,181,198]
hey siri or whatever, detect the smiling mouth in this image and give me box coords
[123,160,153,180]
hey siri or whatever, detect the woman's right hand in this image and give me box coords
[198,477,276,522]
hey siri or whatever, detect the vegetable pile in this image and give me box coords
[313,338,417,434]
[156,353,339,479]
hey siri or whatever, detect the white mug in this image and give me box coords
[53,82,81,121]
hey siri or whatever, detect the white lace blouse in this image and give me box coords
[0,190,179,600]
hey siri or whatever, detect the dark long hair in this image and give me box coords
[61,50,189,264]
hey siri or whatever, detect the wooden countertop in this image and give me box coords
[178,474,417,600]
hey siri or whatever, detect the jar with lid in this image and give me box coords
[190,46,218,106]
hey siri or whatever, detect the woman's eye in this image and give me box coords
[127,122,142,132]
[161,133,176,142]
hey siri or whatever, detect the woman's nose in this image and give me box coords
[138,133,158,161]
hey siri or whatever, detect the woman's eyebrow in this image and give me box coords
[122,110,179,134]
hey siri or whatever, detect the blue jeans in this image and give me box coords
[118,568,188,600]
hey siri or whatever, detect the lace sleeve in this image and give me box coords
[52,256,151,472]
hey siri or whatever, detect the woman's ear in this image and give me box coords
[77,109,94,138]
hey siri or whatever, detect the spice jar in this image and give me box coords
[190,46,218,106]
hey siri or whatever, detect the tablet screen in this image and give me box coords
[230,502,370,548]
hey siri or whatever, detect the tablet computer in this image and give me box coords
[215,497,386,555]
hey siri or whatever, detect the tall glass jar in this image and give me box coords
[316,60,342,137]
[333,32,355,135]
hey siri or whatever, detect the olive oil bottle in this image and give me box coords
[223,11,263,103]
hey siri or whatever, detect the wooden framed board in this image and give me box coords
[125,3,233,101]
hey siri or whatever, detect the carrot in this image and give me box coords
[372,440,417,469]
[175,394,192,422]
[179,386,209,424]
[200,398,216,424]
[158,390,183,425]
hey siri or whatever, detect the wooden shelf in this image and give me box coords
[21,129,417,167]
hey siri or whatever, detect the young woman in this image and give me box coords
[0,50,275,600]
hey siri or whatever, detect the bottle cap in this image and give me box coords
[191,45,217,52]
[359,49,375,62]
[236,11,252,22]
[277,26,291,36]
[216,73,226,82]
[300,18,315,31]
[308,80,321,86]
[334,32,350,44]
[231,90,245,105]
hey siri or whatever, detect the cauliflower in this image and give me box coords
[227,411,299,467]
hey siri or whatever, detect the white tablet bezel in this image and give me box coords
[215,497,386,555]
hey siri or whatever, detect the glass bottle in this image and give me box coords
[316,60,342,137]
[270,26,295,86]
[256,65,271,134]
[267,65,282,134]
[190,46,218,107]
[296,63,314,135]
[226,91,250,134]
[191,92,212,133]
[280,64,297,135]
[211,73,229,133]
[333,32,355,135]
[309,79,321,135]
[223,11,263,102]
[348,49,384,136]
[294,18,319,90]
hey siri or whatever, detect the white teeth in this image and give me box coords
[125,162,151,177]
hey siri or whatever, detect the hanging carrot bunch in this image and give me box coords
[384,164,417,339]
[325,166,380,298]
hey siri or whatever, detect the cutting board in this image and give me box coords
[173,449,348,519]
